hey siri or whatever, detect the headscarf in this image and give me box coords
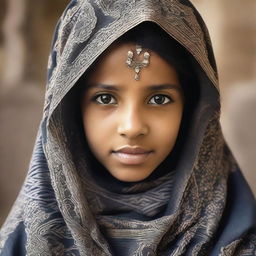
[1,0,256,255]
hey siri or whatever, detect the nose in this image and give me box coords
[117,105,149,139]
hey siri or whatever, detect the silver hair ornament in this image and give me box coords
[126,45,150,81]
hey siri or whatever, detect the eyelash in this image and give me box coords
[92,93,173,105]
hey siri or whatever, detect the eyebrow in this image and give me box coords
[88,83,181,91]
[147,84,181,91]
[88,83,119,91]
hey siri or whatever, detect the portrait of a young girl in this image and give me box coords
[1,0,256,255]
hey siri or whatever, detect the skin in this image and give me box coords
[81,43,184,182]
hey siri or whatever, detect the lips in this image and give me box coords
[112,146,153,165]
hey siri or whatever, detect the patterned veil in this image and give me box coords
[1,0,256,255]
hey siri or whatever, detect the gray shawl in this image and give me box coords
[1,0,256,255]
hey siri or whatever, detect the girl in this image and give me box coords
[1,0,256,255]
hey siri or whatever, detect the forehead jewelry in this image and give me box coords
[126,45,150,81]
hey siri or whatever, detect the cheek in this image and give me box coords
[153,106,183,150]
[82,107,114,154]
[82,108,101,148]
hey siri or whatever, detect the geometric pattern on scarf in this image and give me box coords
[1,0,256,255]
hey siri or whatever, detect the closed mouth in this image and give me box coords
[112,146,153,165]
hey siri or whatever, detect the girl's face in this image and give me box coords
[81,43,184,182]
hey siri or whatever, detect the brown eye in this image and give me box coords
[94,94,117,105]
[148,94,172,105]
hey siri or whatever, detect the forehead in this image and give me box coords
[86,43,181,88]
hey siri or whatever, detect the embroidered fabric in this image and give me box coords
[1,0,256,255]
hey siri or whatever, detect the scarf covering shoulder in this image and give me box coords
[1,0,256,255]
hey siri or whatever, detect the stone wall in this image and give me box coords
[0,0,69,87]
[193,0,256,194]
[0,0,69,226]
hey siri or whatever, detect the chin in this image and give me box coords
[111,169,152,183]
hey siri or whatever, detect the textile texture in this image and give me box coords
[1,0,256,255]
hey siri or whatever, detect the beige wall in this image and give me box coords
[0,0,69,226]
[192,0,256,89]
[192,0,256,194]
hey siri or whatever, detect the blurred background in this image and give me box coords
[0,0,255,226]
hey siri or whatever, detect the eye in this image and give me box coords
[94,94,117,105]
[148,94,172,105]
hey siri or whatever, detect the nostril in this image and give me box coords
[118,128,147,139]
[117,113,149,138]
